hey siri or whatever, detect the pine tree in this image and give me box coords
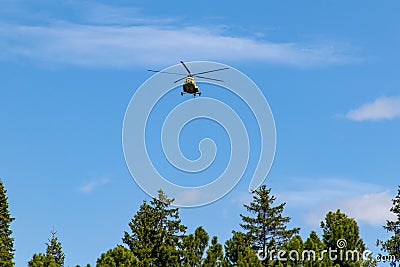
[123,190,186,267]
[377,185,400,267]
[203,236,223,267]
[0,180,15,266]
[321,209,376,267]
[181,226,209,266]
[96,245,138,266]
[240,185,299,266]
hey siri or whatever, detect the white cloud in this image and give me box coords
[0,2,355,69]
[274,177,396,226]
[345,96,400,121]
[305,191,396,226]
[78,178,110,193]
[0,23,352,68]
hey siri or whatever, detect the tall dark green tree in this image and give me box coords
[181,226,209,266]
[96,245,138,266]
[123,190,187,267]
[240,185,299,266]
[28,229,65,267]
[377,186,400,267]
[203,236,223,267]
[321,209,376,267]
[123,198,157,265]
[0,180,15,266]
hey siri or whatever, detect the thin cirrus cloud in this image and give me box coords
[78,178,110,193]
[345,96,400,121]
[0,10,355,69]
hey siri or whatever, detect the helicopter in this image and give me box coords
[148,61,228,97]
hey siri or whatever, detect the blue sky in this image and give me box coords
[1,0,399,266]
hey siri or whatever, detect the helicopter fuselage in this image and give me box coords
[182,76,200,95]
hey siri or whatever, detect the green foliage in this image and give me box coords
[240,185,299,266]
[203,236,223,267]
[96,245,138,266]
[303,231,327,267]
[46,229,65,266]
[122,189,187,267]
[377,186,400,267]
[28,253,59,267]
[181,226,209,266]
[278,235,304,266]
[223,231,262,267]
[0,180,15,266]
[321,209,376,267]
[28,229,65,267]
[4,180,383,267]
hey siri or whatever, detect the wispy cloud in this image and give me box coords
[275,177,396,226]
[0,3,355,68]
[305,191,396,226]
[345,96,400,121]
[78,178,110,193]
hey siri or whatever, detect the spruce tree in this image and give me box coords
[377,185,400,267]
[28,229,65,267]
[123,190,186,267]
[0,180,15,266]
[240,185,299,266]
[46,229,65,266]
[123,199,157,265]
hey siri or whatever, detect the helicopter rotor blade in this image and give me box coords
[195,75,224,82]
[174,77,187,83]
[192,67,229,76]
[148,70,187,75]
[180,61,192,75]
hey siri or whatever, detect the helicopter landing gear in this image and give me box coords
[181,91,202,98]
[193,92,202,98]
